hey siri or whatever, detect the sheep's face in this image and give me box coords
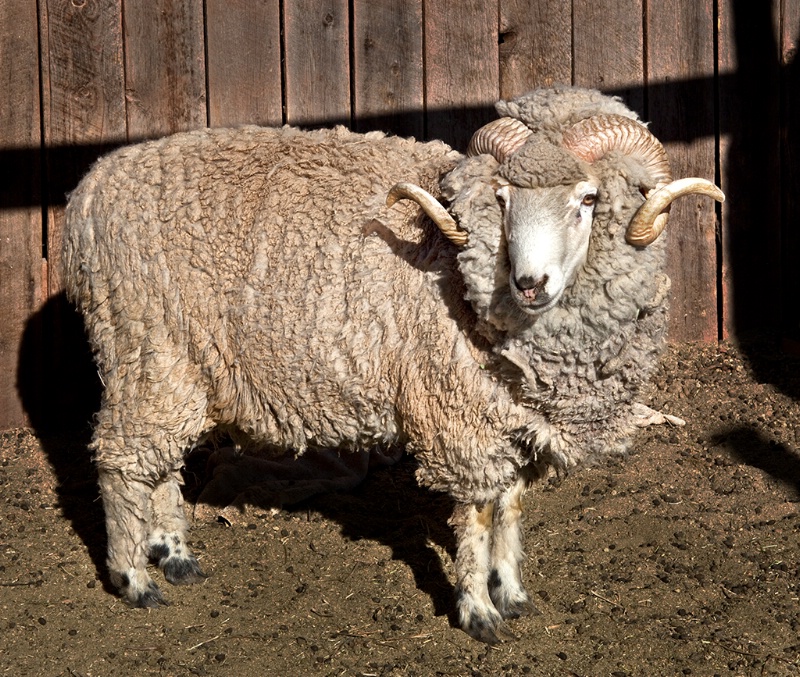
[496,179,599,315]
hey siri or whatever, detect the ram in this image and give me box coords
[63,85,723,643]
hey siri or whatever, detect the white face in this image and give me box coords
[496,179,599,315]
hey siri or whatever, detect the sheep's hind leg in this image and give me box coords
[450,502,516,643]
[488,476,538,620]
[148,473,206,586]
[98,470,167,607]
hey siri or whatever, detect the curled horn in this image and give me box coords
[626,178,725,246]
[562,114,724,246]
[466,117,533,161]
[386,182,468,246]
[386,117,532,247]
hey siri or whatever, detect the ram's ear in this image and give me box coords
[494,184,511,210]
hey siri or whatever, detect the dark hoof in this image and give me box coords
[162,555,208,586]
[464,614,518,644]
[488,570,539,620]
[131,581,170,608]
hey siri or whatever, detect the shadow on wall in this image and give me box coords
[720,1,800,418]
[722,0,800,346]
[17,292,101,435]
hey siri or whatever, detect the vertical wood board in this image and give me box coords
[718,0,782,338]
[499,0,572,98]
[572,0,644,113]
[780,0,800,339]
[206,0,283,128]
[284,0,351,126]
[352,0,424,138]
[39,0,126,295]
[123,0,207,139]
[37,0,126,430]
[0,0,42,428]
[424,0,500,150]
[647,0,719,342]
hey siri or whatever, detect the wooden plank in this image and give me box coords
[781,0,800,341]
[0,0,42,428]
[284,0,351,127]
[205,0,283,128]
[647,0,719,342]
[123,0,207,139]
[425,0,499,150]
[499,0,571,99]
[352,0,424,138]
[718,0,782,339]
[40,0,127,295]
[572,0,644,114]
[38,0,127,430]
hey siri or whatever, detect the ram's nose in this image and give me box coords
[513,274,549,301]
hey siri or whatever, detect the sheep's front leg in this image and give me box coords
[98,470,167,607]
[488,477,537,620]
[148,474,206,586]
[450,502,516,643]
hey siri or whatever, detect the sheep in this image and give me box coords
[62,85,723,643]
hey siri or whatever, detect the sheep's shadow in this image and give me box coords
[16,293,111,591]
[713,335,800,493]
[708,425,800,498]
[183,446,459,621]
[299,457,458,620]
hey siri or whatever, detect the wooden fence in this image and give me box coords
[1,0,798,430]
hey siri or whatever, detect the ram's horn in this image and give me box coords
[626,178,726,246]
[467,117,532,162]
[386,182,468,246]
[562,114,678,246]
[562,114,673,187]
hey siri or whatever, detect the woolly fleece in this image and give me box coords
[64,86,671,505]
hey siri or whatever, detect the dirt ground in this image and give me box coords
[2,337,800,677]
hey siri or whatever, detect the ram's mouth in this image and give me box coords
[510,288,560,315]
[508,273,561,315]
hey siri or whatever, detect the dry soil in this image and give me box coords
[2,338,800,676]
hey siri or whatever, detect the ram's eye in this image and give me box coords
[581,194,597,207]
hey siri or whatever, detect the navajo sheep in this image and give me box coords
[63,85,723,643]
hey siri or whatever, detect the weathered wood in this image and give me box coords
[37,0,127,430]
[284,0,351,127]
[206,0,283,128]
[0,0,42,428]
[572,0,644,114]
[647,0,719,342]
[123,0,207,139]
[39,0,127,295]
[352,0,424,138]
[424,0,499,150]
[718,0,782,339]
[3,0,797,432]
[781,0,800,341]
[499,0,572,99]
